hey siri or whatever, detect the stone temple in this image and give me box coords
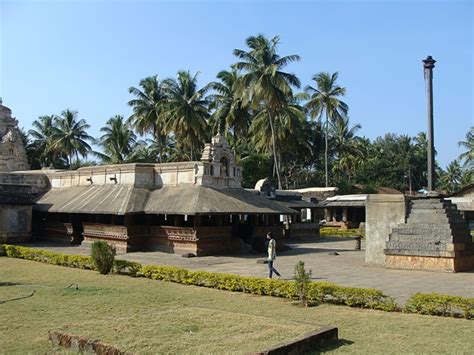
[0,99,29,172]
[0,105,320,254]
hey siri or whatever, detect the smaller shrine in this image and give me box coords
[0,99,30,172]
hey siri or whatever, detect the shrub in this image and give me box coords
[2,244,95,269]
[320,227,365,238]
[405,293,474,319]
[91,241,116,275]
[114,259,142,277]
[294,261,312,306]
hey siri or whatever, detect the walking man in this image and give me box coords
[266,232,281,279]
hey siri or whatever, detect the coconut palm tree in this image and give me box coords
[208,69,250,154]
[233,34,301,189]
[128,75,169,162]
[440,160,463,193]
[305,72,348,187]
[51,110,93,168]
[161,71,210,161]
[128,140,160,163]
[250,102,307,161]
[330,116,362,183]
[28,115,65,168]
[96,115,136,164]
[458,126,473,169]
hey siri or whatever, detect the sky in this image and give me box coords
[1,0,472,169]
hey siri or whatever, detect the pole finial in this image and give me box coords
[423,56,436,69]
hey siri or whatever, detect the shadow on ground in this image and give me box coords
[312,339,355,354]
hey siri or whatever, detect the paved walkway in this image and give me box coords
[19,238,474,304]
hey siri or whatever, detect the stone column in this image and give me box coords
[423,55,436,191]
[342,208,348,222]
[325,208,331,222]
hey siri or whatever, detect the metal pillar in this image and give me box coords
[423,55,436,191]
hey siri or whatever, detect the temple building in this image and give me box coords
[29,134,304,255]
[0,100,40,242]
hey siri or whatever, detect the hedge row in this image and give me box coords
[139,265,397,311]
[2,244,473,318]
[0,244,140,275]
[0,244,395,311]
[405,293,474,319]
[320,228,365,238]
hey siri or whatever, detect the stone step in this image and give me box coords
[408,207,461,215]
[388,235,452,244]
[386,241,448,251]
[407,215,466,224]
[410,206,458,212]
[410,198,457,206]
[396,223,469,234]
[390,230,471,243]
[384,248,456,258]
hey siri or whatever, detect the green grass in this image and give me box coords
[1,258,473,354]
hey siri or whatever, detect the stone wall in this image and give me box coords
[0,172,49,243]
[0,204,32,242]
[365,194,406,265]
[290,222,320,238]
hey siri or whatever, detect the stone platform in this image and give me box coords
[385,198,474,272]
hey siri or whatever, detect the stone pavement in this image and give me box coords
[20,237,474,304]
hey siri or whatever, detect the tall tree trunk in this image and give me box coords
[325,113,329,187]
[153,124,162,163]
[268,112,282,190]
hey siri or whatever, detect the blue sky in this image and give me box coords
[1,0,472,168]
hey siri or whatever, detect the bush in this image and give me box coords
[405,293,474,319]
[320,227,365,238]
[294,261,312,306]
[2,244,95,269]
[114,259,142,277]
[91,241,116,275]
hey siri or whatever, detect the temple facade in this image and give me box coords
[31,134,299,255]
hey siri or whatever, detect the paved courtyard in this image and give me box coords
[20,237,474,304]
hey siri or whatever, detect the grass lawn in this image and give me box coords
[1,258,473,354]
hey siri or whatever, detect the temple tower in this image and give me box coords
[0,99,30,171]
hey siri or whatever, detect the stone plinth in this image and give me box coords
[384,198,474,272]
[147,225,232,256]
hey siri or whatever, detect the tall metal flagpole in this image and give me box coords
[423,56,436,192]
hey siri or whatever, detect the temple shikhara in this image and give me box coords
[0,99,29,172]
[0,103,319,255]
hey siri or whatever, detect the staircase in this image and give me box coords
[384,198,474,272]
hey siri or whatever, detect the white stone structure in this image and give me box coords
[0,100,29,172]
